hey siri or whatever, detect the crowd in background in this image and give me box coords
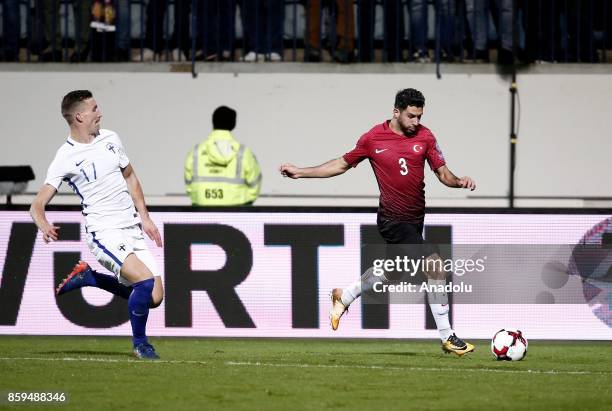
[0,0,610,64]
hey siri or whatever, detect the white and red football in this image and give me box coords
[491,329,528,361]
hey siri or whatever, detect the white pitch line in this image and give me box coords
[0,357,609,376]
[225,361,610,376]
[0,357,208,365]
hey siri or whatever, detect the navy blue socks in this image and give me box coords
[89,270,133,299]
[128,278,154,347]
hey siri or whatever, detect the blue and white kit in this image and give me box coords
[44,129,159,284]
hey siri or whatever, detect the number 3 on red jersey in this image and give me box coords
[398,158,409,175]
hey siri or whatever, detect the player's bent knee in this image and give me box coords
[121,253,154,284]
[150,297,163,308]
[149,277,164,308]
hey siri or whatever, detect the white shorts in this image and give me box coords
[86,224,160,286]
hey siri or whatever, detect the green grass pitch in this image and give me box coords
[0,337,611,410]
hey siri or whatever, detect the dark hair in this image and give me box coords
[394,88,425,110]
[212,106,237,131]
[61,90,93,124]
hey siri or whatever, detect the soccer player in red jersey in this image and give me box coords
[280,88,476,356]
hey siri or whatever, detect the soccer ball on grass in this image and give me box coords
[491,329,528,361]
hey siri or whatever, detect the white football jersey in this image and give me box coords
[44,129,140,232]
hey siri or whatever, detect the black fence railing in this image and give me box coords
[0,0,610,64]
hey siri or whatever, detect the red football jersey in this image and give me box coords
[343,121,446,222]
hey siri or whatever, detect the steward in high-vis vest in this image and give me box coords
[184,106,261,205]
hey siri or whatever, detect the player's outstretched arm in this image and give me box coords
[30,184,60,243]
[122,164,162,247]
[280,157,350,179]
[434,165,476,191]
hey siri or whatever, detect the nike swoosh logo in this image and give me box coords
[76,160,85,166]
[375,149,388,154]
[131,311,146,317]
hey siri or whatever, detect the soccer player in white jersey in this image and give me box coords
[30,90,164,360]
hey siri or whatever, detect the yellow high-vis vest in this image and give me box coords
[184,130,261,206]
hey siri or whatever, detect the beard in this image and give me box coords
[402,125,417,135]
